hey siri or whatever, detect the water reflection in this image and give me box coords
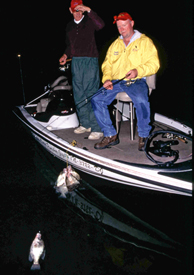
[33,147,189,274]
[54,169,182,261]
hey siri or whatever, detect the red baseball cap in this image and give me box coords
[113,12,133,24]
[70,0,83,12]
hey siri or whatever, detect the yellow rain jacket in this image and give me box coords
[102,31,160,83]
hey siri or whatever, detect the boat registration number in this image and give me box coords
[67,192,104,222]
[34,134,103,174]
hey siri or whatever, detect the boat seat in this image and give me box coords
[115,74,156,140]
[36,98,51,113]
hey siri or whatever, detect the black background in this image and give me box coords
[1,0,193,124]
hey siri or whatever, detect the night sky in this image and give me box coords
[1,0,193,123]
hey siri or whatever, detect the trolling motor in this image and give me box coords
[144,130,186,167]
[150,140,179,157]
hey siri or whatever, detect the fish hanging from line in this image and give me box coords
[55,165,80,197]
[66,165,81,190]
[55,168,68,197]
[29,231,45,270]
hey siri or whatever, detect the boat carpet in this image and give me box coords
[52,121,192,166]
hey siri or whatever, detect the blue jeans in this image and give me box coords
[91,79,152,137]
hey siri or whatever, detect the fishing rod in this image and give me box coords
[75,74,133,108]
[25,89,51,106]
[58,58,133,108]
[17,54,26,105]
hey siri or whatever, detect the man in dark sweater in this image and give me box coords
[59,0,105,140]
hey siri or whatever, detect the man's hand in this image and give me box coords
[103,80,113,90]
[75,4,91,13]
[126,69,138,79]
[59,54,67,65]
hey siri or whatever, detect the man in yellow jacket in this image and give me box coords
[92,12,160,151]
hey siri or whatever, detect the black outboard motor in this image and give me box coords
[35,76,76,123]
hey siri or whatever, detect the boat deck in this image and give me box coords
[52,121,192,166]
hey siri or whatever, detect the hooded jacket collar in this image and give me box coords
[120,30,142,46]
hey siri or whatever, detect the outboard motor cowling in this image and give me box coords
[34,76,79,130]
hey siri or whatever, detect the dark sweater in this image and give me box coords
[64,10,105,58]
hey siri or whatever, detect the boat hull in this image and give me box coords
[13,106,192,196]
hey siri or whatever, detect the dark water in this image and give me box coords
[0,108,192,274]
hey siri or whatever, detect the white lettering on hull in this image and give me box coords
[67,192,104,222]
[33,134,103,174]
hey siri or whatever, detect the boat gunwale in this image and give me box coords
[12,105,192,196]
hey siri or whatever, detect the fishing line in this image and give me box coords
[65,140,77,167]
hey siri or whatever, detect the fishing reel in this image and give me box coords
[59,59,72,72]
[59,63,71,72]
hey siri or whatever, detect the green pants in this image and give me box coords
[71,57,101,132]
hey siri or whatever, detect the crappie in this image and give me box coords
[55,168,68,197]
[29,232,45,270]
[66,165,80,189]
[56,168,68,187]
[55,166,80,196]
